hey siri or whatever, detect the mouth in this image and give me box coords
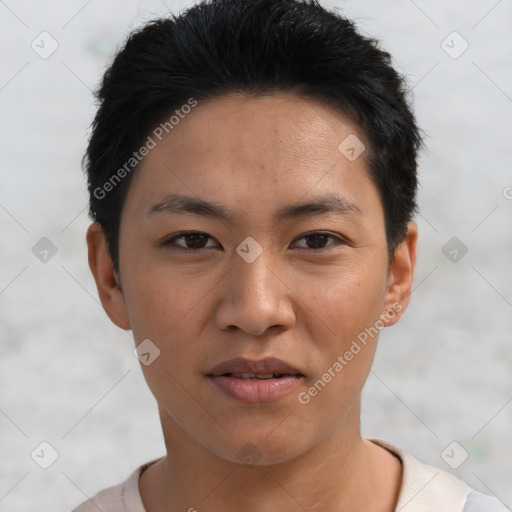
[220,372,296,379]
[208,356,304,377]
[207,357,305,403]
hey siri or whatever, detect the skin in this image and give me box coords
[87,92,417,512]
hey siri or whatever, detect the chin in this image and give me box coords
[206,423,313,467]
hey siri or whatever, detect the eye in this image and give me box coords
[292,231,345,251]
[161,231,346,252]
[162,231,219,250]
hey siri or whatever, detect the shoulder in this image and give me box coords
[71,458,163,512]
[71,479,127,512]
[370,439,504,512]
[463,489,510,512]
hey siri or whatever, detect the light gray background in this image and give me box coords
[1,0,511,510]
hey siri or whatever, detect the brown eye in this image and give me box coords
[163,232,218,250]
[292,232,344,251]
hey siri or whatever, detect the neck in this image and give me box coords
[139,410,402,512]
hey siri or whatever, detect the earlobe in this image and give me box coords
[382,221,418,327]
[86,222,131,330]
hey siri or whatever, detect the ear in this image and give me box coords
[86,222,131,330]
[381,221,418,327]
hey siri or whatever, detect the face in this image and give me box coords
[87,92,416,466]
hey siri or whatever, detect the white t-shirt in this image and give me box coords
[72,440,507,511]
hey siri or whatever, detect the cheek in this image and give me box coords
[123,266,199,342]
[302,259,388,338]
[122,265,210,373]
[294,258,388,405]
[125,276,205,409]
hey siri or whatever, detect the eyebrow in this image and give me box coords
[146,193,361,221]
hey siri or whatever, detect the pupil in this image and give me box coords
[187,233,207,248]
[307,234,328,249]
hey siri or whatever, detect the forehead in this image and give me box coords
[124,92,379,222]
[143,92,364,170]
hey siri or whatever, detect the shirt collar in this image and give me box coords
[370,439,470,511]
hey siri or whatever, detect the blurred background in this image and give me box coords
[0,0,511,510]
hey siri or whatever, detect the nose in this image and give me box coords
[214,249,296,337]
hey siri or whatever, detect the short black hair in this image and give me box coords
[84,0,423,273]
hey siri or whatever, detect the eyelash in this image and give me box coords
[161,231,347,252]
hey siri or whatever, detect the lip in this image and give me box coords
[208,357,304,377]
[207,357,305,404]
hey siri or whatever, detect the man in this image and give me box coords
[74,0,506,510]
